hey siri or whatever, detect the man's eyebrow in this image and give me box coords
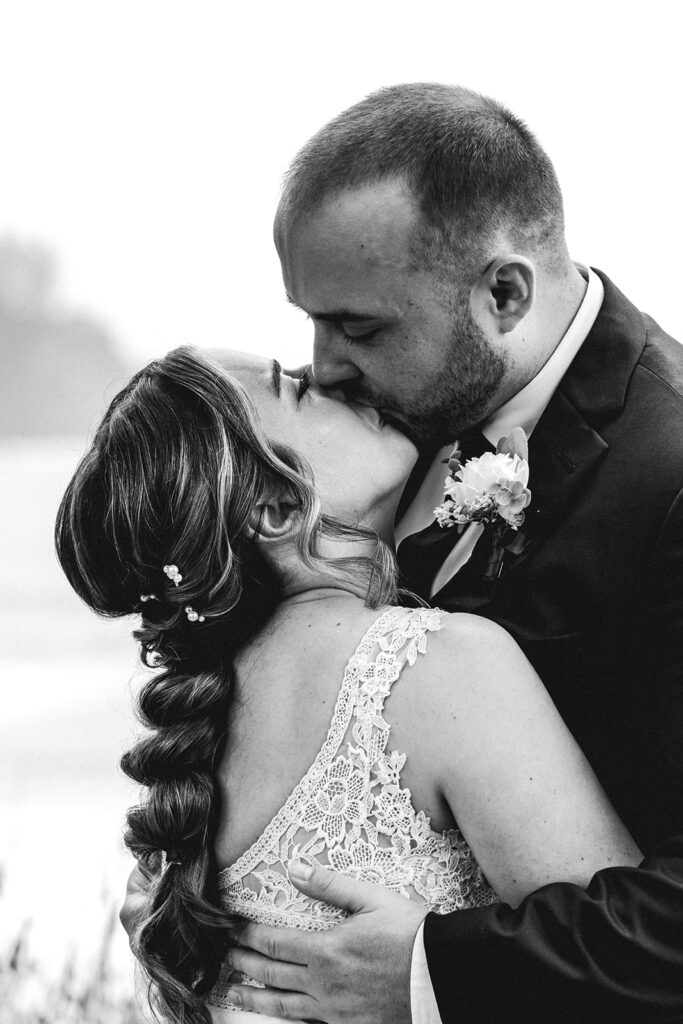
[285,293,384,323]
[271,359,281,397]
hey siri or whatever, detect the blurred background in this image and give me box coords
[1,1,681,1019]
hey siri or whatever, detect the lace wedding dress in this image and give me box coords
[207,606,499,1020]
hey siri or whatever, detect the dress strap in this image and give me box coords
[349,606,443,771]
[351,607,443,726]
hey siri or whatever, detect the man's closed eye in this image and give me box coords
[341,326,379,343]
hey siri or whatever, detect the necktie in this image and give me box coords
[397,429,494,600]
[456,426,496,465]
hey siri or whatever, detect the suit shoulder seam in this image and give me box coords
[635,360,683,404]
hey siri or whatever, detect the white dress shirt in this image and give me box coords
[404,264,604,1024]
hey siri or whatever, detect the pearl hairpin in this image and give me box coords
[185,605,205,623]
[141,564,206,623]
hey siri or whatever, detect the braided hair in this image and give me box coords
[55,346,397,1023]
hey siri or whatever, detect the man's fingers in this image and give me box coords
[287,860,392,914]
[228,946,308,992]
[226,984,318,1021]
[235,922,314,965]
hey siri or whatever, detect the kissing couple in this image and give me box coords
[56,84,683,1023]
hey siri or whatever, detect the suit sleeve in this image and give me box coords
[650,487,683,832]
[422,491,683,1024]
[423,836,683,1024]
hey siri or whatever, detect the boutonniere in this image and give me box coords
[433,427,531,581]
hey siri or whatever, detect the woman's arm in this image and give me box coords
[419,613,641,904]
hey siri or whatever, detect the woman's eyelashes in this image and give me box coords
[296,368,311,402]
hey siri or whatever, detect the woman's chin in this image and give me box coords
[389,430,420,475]
[389,421,419,460]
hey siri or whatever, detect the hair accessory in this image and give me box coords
[140,593,157,602]
[184,605,205,623]
[163,564,183,586]
[159,850,184,871]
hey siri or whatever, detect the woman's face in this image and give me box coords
[213,350,418,533]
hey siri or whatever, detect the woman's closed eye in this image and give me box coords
[296,368,311,402]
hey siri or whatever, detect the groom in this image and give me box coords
[227,84,683,1022]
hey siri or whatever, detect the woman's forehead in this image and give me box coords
[206,347,271,375]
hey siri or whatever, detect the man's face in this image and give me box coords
[277,181,508,446]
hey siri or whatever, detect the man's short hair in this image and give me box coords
[276,83,568,283]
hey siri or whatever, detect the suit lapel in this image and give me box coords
[499,391,609,575]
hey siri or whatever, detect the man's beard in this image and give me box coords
[342,294,508,448]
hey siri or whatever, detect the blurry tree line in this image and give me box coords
[0,236,130,437]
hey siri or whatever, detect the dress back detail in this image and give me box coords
[208,606,498,1012]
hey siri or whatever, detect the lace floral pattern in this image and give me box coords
[208,607,499,1011]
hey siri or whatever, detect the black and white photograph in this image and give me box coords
[1,3,682,1022]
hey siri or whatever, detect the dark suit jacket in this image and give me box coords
[401,272,683,1022]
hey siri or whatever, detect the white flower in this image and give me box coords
[436,448,531,531]
[445,450,528,501]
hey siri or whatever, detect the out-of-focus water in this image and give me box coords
[0,437,145,983]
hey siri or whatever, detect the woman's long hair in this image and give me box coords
[55,346,397,1024]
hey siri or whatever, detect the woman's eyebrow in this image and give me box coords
[271,359,282,397]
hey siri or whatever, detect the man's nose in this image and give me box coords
[312,322,361,389]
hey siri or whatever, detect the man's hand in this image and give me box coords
[226,860,428,1023]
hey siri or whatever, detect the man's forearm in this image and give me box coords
[424,836,683,1024]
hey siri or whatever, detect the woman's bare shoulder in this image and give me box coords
[394,608,551,753]
[416,609,533,693]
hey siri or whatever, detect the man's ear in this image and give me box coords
[471,255,535,334]
[248,496,299,544]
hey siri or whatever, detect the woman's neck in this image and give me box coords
[237,585,372,669]
[280,582,367,609]
[272,529,389,604]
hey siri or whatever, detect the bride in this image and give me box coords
[56,345,640,1024]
